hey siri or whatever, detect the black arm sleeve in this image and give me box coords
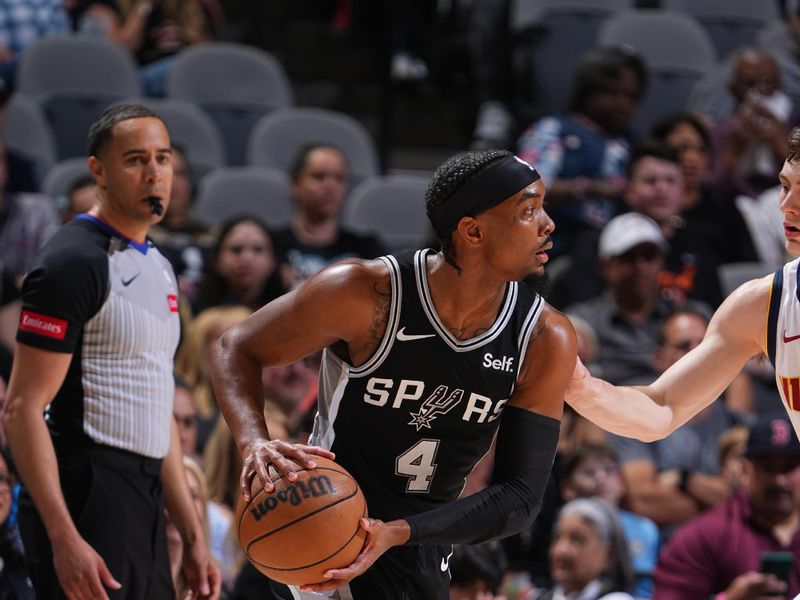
[405,405,559,545]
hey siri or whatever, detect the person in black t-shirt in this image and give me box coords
[273,143,386,290]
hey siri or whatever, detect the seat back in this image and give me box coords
[193,166,293,228]
[599,9,717,130]
[247,107,379,183]
[342,175,431,252]
[3,93,57,176]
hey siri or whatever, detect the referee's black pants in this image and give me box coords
[18,445,174,600]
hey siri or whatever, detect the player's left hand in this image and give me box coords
[299,517,410,593]
[181,536,222,600]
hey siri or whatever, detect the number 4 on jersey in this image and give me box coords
[396,439,440,492]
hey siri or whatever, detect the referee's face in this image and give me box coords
[93,117,173,227]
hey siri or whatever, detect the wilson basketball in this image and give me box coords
[235,455,368,586]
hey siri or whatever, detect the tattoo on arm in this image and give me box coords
[364,281,391,354]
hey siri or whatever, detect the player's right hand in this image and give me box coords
[53,532,121,600]
[240,438,336,500]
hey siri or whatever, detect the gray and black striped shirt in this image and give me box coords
[17,215,180,458]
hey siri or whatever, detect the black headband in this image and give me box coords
[428,154,541,234]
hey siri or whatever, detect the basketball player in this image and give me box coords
[4,105,220,600]
[210,150,576,599]
[566,126,800,449]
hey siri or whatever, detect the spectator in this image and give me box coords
[149,145,215,303]
[0,448,34,599]
[273,143,386,290]
[565,212,672,385]
[653,414,800,599]
[175,305,251,448]
[560,444,660,599]
[651,112,759,296]
[0,0,69,87]
[262,355,319,441]
[0,85,40,193]
[72,0,218,96]
[173,374,200,463]
[610,307,745,531]
[535,498,635,600]
[449,542,507,600]
[517,45,647,259]
[0,140,59,282]
[718,425,750,491]
[59,175,96,224]
[192,215,285,315]
[711,48,792,201]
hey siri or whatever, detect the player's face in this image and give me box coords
[778,159,800,255]
[549,513,610,594]
[292,147,349,221]
[478,179,554,281]
[92,117,173,226]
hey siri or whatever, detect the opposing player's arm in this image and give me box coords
[210,259,390,494]
[400,306,575,546]
[567,276,769,440]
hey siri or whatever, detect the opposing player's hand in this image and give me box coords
[240,438,336,500]
[299,517,410,593]
[181,536,222,600]
[52,532,121,600]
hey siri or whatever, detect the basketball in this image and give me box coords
[235,455,368,586]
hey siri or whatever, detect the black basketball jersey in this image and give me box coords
[310,248,545,522]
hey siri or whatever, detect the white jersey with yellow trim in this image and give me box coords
[767,256,800,440]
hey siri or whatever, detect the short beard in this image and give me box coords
[522,271,551,298]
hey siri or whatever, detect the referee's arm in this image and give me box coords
[5,343,122,599]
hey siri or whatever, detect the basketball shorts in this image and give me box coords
[271,543,452,600]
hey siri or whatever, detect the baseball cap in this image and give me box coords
[597,212,668,259]
[744,414,800,459]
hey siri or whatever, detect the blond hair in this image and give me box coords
[175,305,251,418]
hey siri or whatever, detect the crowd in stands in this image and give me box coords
[2,0,800,599]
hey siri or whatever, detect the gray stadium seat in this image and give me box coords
[122,97,226,174]
[717,261,773,297]
[16,35,141,160]
[342,175,431,252]
[193,167,293,228]
[598,9,717,131]
[167,42,294,166]
[512,0,632,114]
[662,0,779,59]
[246,107,379,185]
[2,93,57,177]
[41,157,92,205]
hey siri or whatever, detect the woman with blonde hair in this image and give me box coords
[176,305,251,422]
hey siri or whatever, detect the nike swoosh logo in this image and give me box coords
[784,330,800,343]
[121,273,140,287]
[440,550,454,572]
[396,327,436,342]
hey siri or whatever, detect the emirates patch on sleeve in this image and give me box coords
[19,310,68,340]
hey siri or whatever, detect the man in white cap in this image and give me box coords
[565,212,675,385]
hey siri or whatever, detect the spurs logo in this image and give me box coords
[409,385,464,431]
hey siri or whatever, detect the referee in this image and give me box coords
[4,105,220,600]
